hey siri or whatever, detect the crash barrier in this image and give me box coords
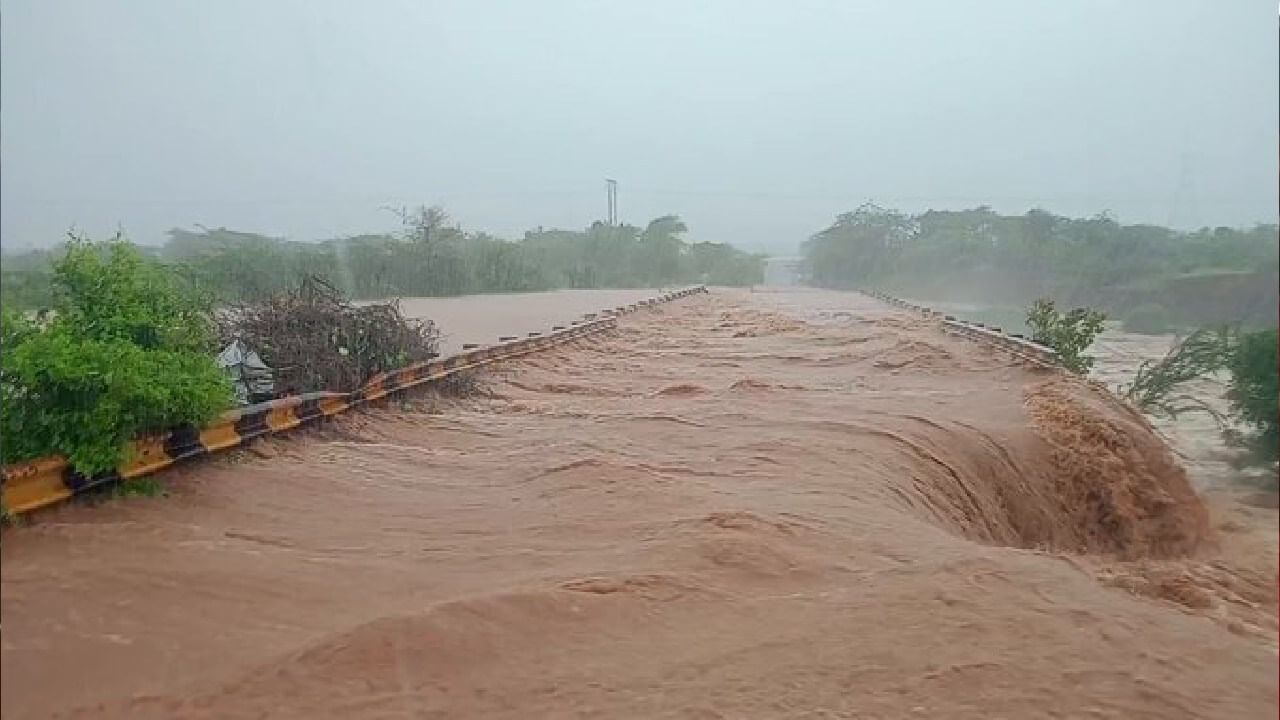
[859,290,1060,369]
[2,286,709,516]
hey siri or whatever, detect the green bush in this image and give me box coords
[1122,327,1234,419]
[1026,298,1107,375]
[53,235,218,353]
[1226,328,1278,463]
[1122,302,1173,335]
[1,236,232,473]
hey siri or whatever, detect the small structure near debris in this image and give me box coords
[216,339,275,405]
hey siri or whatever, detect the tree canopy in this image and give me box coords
[802,204,1278,327]
[1,211,763,312]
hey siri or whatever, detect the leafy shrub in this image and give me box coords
[1,236,232,473]
[1122,302,1173,335]
[53,235,219,353]
[1226,328,1278,463]
[1026,298,1107,374]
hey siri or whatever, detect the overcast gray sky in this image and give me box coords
[2,0,1276,252]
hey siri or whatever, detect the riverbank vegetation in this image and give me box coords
[802,204,1277,330]
[1,210,763,312]
[1227,328,1279,464]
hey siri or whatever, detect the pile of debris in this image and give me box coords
[217,276,439,398]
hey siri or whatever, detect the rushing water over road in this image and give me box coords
[2,288,1274,719]
[381,289,663,355]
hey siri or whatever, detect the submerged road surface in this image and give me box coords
[2,289,1275,718]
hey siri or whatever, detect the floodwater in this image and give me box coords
[1,287,1275,719]
[1091,328,1253,490]
[903,296,1275,495]
[378,289,663,355]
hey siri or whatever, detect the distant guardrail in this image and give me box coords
[859,290,1060,368]
[2,286,709,516]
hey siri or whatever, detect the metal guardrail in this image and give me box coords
[859,290,1060,368]
[1,286,709,516]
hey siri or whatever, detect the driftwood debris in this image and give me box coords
[218,275,439,394]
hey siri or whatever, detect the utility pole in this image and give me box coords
[605,178,618,226]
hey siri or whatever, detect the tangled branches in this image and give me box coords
[1122,327,1235,423]
[219,275,439,393]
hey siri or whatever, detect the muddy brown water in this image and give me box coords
[370,289,663,355]
[907,296,1270,496]
[2,288,1275,719]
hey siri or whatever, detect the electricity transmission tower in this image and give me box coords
[605,178,618,226]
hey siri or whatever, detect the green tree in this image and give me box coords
[1227,328,1278,463]
[802,203,917,288]
[135,210,757,301]
[1,236,232,473]
[1026,298,1107,374]
[636,215,687,285]
[57,235,219,352]
[801,205,1277,329]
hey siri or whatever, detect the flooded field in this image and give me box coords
[2,288,1275,719]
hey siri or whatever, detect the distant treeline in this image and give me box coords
[802,204,1279,330]
[1,209,764,309]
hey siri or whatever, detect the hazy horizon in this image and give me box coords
[2,0,1276,254]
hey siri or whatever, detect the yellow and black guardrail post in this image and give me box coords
[859,289,1060,369]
